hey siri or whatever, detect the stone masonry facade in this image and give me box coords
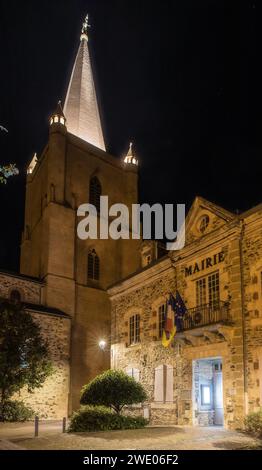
[108,197,262,429]
[0,272,71,419]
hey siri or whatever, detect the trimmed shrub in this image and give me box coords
[80,370,147,414]
[0,400,34,422]
[68,406,148,433]
[245,409,262,437]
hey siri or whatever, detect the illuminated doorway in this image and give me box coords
[193,358,224,426]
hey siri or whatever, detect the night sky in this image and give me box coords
[0,0,261,272]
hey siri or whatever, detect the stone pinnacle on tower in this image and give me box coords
[63,14,105,151]
[124,142,138,165]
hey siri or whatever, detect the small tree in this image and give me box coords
[0,300,53,416]
[80,369,147,414]
[0,164,19,184]
[1,125,19,184]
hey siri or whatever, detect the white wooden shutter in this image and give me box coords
[154,365,164,403]
[165,365,174,403]
[133,368,140,382]
[126,367,140,382]
[126,368,133,378]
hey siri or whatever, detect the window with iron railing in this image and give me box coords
[196,277,207,306]
[196,272,220,307]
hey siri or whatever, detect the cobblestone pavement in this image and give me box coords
[0,424,261,450]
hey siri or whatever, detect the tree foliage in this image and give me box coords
[0,300,53,404]
[0,164,19,184]
[80,369,147,414]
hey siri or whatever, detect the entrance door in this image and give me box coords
[193,358,224,426]
[213,362,224,425]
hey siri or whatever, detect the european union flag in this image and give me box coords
[173,291,187,332]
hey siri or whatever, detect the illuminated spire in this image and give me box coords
[124,142,138,165]
[63,14,105,151]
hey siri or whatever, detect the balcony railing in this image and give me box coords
[177,301,231,332]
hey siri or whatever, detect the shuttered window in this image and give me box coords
[154,365,173,403]
[126,368,140,382]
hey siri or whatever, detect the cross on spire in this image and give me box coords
[81,14,91,38]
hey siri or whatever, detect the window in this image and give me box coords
[201,385,211,405]
[199,215,210,234]
[196,272,220,307]
[89,176,101,212]
[129,314,140,345]
[88,250,100,281]
[10,290,22,304]
[196,278,207,306]
[158,304,166,338]
[208,272,220,307]
[154,365,173,403]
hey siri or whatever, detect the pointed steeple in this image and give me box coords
[63,14,105,151]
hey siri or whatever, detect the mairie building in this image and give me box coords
[109,199,262,428]
[1,16,262,428]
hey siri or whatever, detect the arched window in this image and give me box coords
[89,176,101,212]
[10,289,22,304]
[88,249,100,281]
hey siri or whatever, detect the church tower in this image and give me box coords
[20,15,141,412]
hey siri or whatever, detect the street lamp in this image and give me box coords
[98,339,106,351]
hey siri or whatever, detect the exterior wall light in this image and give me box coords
[99,340,106,351]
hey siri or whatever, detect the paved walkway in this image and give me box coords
[0,423,261,450]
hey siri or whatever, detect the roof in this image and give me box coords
[0,269,43,284]
[23,302,70,319]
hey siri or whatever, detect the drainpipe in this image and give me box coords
[239,219,248,416]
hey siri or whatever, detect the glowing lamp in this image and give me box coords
[98,340,106,351]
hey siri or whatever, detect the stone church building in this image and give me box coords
[1,16,262,428]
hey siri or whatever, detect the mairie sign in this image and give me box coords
[185,251,225,277]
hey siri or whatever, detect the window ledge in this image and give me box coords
[126,342,141,349]
[151,402,175,409]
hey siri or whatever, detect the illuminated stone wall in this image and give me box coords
[0,272,71,419]
[109,198,260,430]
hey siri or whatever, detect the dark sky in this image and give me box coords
[0,0,261,272]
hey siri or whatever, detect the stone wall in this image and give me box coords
[0,271,71,419]
[0,272,41,303]
[16,311,71,419]
[241,211,262,413]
